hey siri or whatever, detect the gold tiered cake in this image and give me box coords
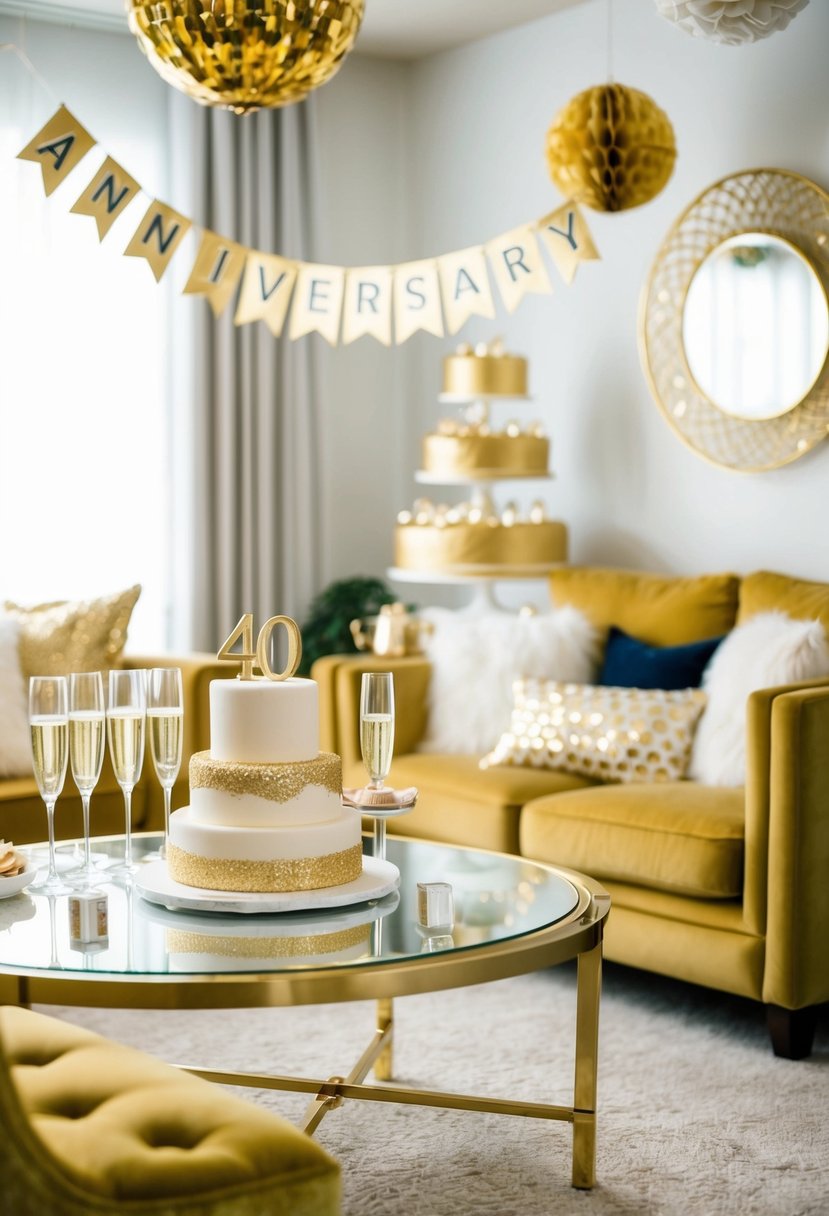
[167,622,361,893]
[396,342,567,573]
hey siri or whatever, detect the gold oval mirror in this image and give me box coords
[683,233,828,421]
[640,169,829,471]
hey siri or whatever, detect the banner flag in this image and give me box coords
[123,199,191,282]
[234,252,298,335]
[17,105,95,196]
[486,225,553,314]
[437,246,496,334]
[289,263,346,345]
[342,266,393,346]
[536,204,600,284]
[182,230,247,317]
[70,156,140,241]
[393,260,444,342]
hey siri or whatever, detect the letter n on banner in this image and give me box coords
[485,225,553,314]
[235,253,297,336]
[437,246,496,335]
[393,260,443,343]
[289,264,345,345]
[123,200,191,282]
[537,204,600,284]
[183,231,247,317]
[70,156,139,240]
[342,266,393,345]
[17,105,96,196]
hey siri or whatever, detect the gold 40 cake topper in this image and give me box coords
[217,614,302,682]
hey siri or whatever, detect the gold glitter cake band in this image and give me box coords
[167,842,363,893]
[190,750,342,804]
[166,924,370,960]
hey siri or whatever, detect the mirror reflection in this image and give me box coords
[683,233,829,420]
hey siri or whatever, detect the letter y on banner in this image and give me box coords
[17,105,95,196]
[537,204,600,285]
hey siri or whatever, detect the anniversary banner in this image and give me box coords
[18,104,601,347]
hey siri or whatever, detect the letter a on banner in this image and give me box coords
[289,264,346,345]
[536,204,600,285]
[183,231,247,317]
[393,260,444,343]
[234,252,297,335]
[123,200,191,282]
[342,266,393,346]
[17,105,95,196]
[70,156,139,241]
[437,246,496,335]
[486,225,553,314]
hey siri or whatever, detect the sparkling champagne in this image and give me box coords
[30,715,68,800]
[69,712,105,793]
[107,710,145,788]
[148,707,183,786]
[360,713,394,784]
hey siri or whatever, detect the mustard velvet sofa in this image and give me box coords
[313,567,829,1059]
[0,653,231,847]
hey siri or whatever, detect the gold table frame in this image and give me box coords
[0,839,609,1190]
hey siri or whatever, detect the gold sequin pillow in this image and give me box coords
[4,585,141,678]
[481,679,707,784]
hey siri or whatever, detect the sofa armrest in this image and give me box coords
[311,654,431,771]
[745,678,829,1009]
[120,652,234,827]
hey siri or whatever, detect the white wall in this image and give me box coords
[406,0,829,591]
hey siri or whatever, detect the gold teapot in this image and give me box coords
[350,603,433,658]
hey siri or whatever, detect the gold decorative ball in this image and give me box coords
[545,83,676,212]
[127,0,365,114]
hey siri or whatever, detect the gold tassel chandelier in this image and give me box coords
[127,0,365,114]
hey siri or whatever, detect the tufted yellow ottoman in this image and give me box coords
[0,1005,340,1216]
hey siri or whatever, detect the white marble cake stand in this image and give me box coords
[135,856,400,916]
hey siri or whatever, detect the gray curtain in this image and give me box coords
[173,98,323,650]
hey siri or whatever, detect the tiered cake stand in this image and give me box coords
[388,384,564,612]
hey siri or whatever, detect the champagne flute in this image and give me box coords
[147,667,183,860]
[67,672,106,888]
[107,669,146,875]
[360,672,395,859]
[28,676,72,894]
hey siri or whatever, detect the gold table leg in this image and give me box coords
[572,942,602,1189]
[374,997,393,1081]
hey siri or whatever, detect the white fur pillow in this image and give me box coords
[418,606,598,755]
[689,611,829,787]
[0,615,32,778]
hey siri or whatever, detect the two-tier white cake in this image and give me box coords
[167,677,362,893]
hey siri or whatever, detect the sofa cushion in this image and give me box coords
[738,570,829,634]
[550,567,740,646]
[598,626,724,690]
[520,782,745,899]
[346,754,594,854]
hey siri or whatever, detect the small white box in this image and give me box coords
[69,892,108,945]
[417,882,454,934]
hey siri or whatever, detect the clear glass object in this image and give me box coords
[28,675,71,895]
[67,671,106,889]
[360,672,395,859]
[146,667,183,860]
[107,669,146,875]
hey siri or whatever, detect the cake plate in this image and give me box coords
[135,856,400,916]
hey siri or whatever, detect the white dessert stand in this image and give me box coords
[135,855,400,916]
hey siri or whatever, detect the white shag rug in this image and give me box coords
[42,964,828,1216]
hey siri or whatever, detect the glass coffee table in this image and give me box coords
[0,833,609,1189]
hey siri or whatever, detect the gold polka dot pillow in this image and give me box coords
[3,585,141,678]
[481,679,707,783]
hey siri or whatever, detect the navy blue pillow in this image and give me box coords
[598,627,724,691]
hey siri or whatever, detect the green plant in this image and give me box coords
[298,576,401,675]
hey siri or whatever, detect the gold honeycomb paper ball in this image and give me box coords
[546,83,677,212]
[127,0,365,114]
